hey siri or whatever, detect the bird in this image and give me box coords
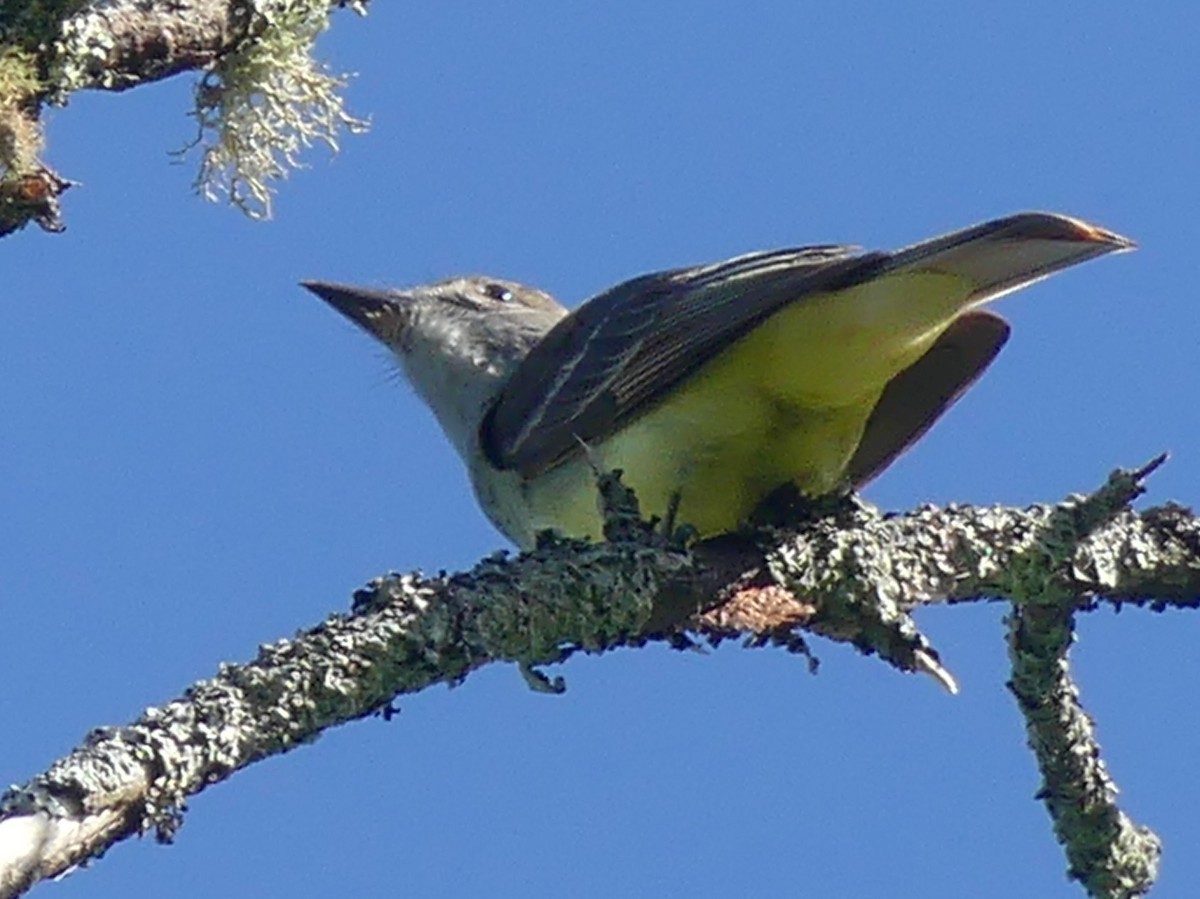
[304,212,1133,548]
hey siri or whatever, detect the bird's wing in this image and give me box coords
[483,244,889,476]
[845,309,1010,487]
[484,211,1130,481]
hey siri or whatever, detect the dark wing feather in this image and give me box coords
[485,245,891,476]
[846,309,1010,486]
[481,272,672,470]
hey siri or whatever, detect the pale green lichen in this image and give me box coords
[180,0,368,219]
[51,11,118,95]
[0,47,41,100]
[0,46,43,174]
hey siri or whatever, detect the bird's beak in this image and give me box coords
[302,281,412,346]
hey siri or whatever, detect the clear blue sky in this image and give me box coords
[3,3,1197,896]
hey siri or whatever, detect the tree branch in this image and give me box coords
[0,0,366,234]
[0,460,1195,898]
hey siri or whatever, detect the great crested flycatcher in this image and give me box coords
[305,212,1133,547]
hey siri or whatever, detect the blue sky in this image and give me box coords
[2,2,1197,896]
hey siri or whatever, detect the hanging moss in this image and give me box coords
[177,0,368,219]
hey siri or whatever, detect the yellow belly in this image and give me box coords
[486,270,974,545]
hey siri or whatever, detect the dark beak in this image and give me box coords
[301,281,411,345]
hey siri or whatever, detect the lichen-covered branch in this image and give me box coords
[0,539,685,897]
[998,458,1169,898]
[1008,600,1161,899]
[47,0,236,93]
[0,0,367,235]
[1,462,1197,897]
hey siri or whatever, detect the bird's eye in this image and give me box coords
[483,283,514,303]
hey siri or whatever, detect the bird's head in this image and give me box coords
[303,276,568,460]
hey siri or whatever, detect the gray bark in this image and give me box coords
[0,460,1191,898]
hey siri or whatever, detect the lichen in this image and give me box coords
[0,46,43,174]
[51,10,119,95]
[178,0,368,219]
